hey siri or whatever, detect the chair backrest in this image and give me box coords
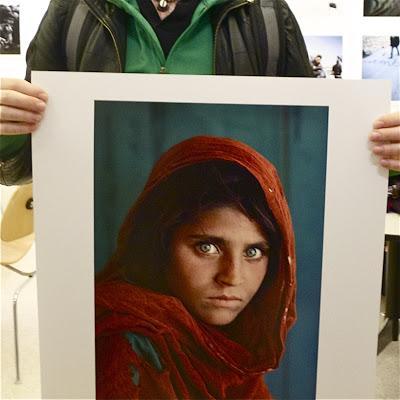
[1,184,34,265]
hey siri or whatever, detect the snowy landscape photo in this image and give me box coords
[363,35,400,100]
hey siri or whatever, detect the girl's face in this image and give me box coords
[167,206,269,326]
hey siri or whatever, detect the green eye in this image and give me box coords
[197,243,218,254]
[245,247,263,259]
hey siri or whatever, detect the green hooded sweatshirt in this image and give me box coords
[110,0,228,74]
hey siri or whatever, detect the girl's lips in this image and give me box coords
[206,296,243,309]
[208,295,242,301]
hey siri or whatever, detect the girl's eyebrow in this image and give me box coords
[249,241,270,250]
[187,234,269,249]
[188,234,225,246]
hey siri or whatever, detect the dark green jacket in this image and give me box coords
[0,0,312,185]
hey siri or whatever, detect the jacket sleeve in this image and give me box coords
[278,0,313,78]
[0,0,71,186]
[0,137,32,186]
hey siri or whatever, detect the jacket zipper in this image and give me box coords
[82,0,123,72]
[84,0,254,74]
[212,0,252,73]
[165,5,209,72]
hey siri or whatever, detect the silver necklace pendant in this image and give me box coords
[157,0,169,11]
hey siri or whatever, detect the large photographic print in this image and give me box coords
[94,101,328,399]
[31,72,390,399]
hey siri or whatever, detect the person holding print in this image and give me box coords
[95,135,296,399]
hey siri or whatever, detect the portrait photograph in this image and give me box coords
[30,72,390,399]
[93,101,328,399]
[362,35,400,100]
[0,2,20,54]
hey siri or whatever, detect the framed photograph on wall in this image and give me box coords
[363,35,400,101]
[304,36,343,78]
[364,0,400,16]
[0,1,20,54]
[31,72,389,399]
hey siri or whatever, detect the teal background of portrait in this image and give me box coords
[94,102,328,400]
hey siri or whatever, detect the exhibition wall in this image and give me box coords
[285,0,400,106]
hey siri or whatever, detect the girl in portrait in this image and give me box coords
[95,135,296,399]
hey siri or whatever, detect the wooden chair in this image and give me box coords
[1,183,35,383]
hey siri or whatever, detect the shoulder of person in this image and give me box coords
[274,0,293,15]
[261,0,301,30]
[48,0,80,15]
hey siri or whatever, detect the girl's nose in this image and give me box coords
[215,255,244,286]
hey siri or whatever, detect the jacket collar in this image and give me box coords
[82,0,127,69]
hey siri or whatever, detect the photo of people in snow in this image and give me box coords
[0,4,20,54]
[363,36,400,100]
[304,36,343,79]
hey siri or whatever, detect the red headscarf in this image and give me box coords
[95,136,296,399]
